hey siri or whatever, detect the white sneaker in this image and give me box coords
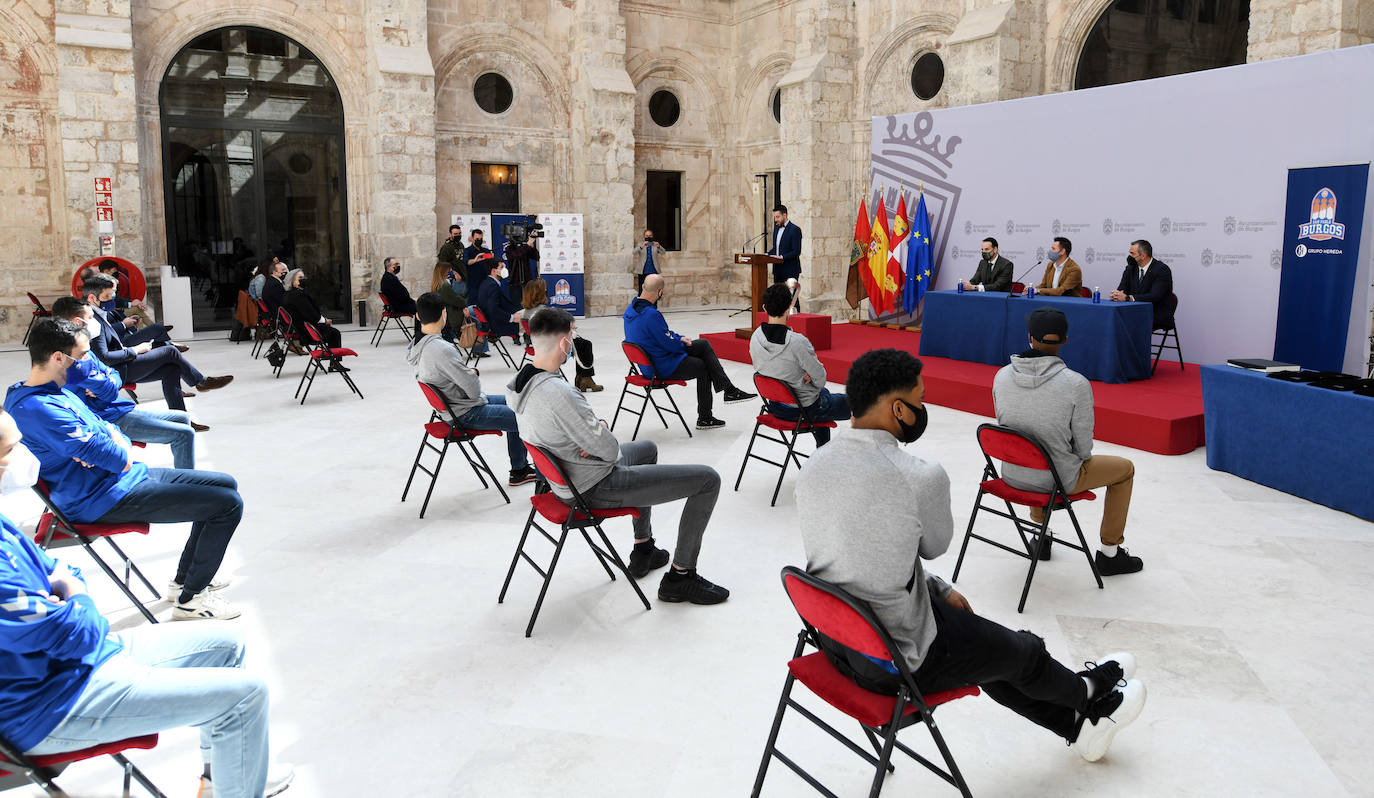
[198,762,294,797]
[1073,679,1146,762]
[173,590,242,621]
[1096,651,1137,681]
[167,575,231,600]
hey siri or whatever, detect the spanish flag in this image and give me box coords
[866,195,891,314]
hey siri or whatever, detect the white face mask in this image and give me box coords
[84,316,101,338]
[0,443,41,496]
[498,267,509,280]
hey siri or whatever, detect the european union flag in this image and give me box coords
[904,193,933,315]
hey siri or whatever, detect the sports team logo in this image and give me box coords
[1159,217,1172,236]
[1102,218,1113,235]
[552,278,575,306]
[571,217,581,226]
[1200,248,1214,267]
[558,251,568,261]
[1298,188,1345,241]
[1223,216,1237,236]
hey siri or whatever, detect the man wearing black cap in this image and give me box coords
[991,307,1143,576]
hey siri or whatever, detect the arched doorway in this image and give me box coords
[1075,0,1250,90]
[160,27,349,329]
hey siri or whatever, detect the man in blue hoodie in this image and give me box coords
[5,319,243,621]
[0,408,292,798]
[622,275,755,430]
[51,296,199,469]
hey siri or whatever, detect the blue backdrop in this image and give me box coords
[1274,164,1370,371]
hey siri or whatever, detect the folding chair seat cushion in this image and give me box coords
[787,652,980,728]
[0,735,160,777]
[310,347,358,359]
[625,374,686,388]
[979,478,1095,508]
[529,493,640,525]
[423,421,502,441]
[35,515,149,545]
[755,413,837,433]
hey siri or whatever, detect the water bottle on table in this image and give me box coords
[1027,285,1035,298]
[1093,286,1101,304]
[957,281,964,294]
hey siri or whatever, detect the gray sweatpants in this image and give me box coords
[582,440,720,569]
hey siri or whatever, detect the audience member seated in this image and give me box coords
[50,297,202,466]
[795,348,1146,762]
[248,257,278,301]
[521,278,601,393]
[406,293,537,487]
[5,319,245,620]
[85,266,182,351]
[379,256,417,315]
[80,275,232,412]
[749,283,851,445]
[992,308,1143,575]
[510,308,731,605]
[622,275,755,430]
[428,261,470,343]
[281,269,341,349]
[0,409,294,798]
[261,259,288,317]
[474,261,523,343]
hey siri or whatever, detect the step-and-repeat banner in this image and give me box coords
[453,212,585,316]
[869,44,1374,373]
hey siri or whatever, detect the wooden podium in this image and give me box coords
[734,252,781,339]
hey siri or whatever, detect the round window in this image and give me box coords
[771,88,781,123]
[648,89,680,127]
[474,72,513,115]
[910,52,945,101]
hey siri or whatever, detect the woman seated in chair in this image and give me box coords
[520,278,601,392]
[282,268,341,349]
[427,261,470,343]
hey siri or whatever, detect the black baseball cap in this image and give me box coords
[1026,307,1068,344]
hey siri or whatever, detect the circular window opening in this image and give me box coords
[474,72,513,115]
[770,88,781,123]
[649,89,680,127]
[911,52,945,101]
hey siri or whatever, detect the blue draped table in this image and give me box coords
[918,290,1154,383]
[1201,365,1374,520]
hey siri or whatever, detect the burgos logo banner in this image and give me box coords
[1298,188,1346,241]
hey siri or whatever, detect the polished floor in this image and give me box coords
[0,310,1368,798]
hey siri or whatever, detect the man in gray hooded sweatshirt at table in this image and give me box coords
[406,292,538,487]
[991,307,1142,576]
[749,283,851,445]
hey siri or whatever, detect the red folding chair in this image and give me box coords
[469,307,518,368]
[951,423,1103,612]
[0,732,166,798]
[610,341,692,440]
[1151,293,1183,373]
[752,566,978,798]
[498,443,650,637]
[270,308,300,378]
[250,298,277,359]
[294,322,362,404]
[734,374,837,506]
[371,293,415,347]
[401,381,510,517]
[32,480,159,624]
[23,293,52,346]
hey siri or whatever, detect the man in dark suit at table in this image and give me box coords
[767,204,802,285]
[962,237,1013,293]
[1034,237,1083,296]
[1109,239,1173,330]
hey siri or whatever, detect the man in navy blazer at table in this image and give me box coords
[767,204,802,285]
[1109,239,1174,330]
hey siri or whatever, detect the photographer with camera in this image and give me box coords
[502,218,542,305]
[629,228,668,293]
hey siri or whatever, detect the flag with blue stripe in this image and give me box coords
[904,193,933,315]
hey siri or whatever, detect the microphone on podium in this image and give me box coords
[742,231,769,253]
[1011,260,1043,295]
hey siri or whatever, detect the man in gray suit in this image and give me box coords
[962,237,1014,293]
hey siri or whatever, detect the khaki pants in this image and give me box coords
[1030,455,1134,545]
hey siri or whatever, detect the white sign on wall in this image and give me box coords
[538,214,585,274]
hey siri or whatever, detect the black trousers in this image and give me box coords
[311,323,342,349]
[120,347,204,411]
[666,339,731,418]
[572,336,595,379]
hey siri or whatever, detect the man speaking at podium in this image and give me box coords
[767,204,802,285]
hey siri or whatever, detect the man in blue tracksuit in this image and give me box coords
[50,296,198,469]
[0,408,291,798]
[622,274,755,430]
[5,319,243,622]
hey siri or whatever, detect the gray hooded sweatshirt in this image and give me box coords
[750,323,826,407]
[405,333,486,419]
[991,353,1094,493]
[506,367,619,500]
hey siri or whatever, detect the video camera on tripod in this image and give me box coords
[500,214,544,244]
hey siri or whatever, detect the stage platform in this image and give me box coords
[701,322,1204,455]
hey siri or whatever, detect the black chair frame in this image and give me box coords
[0,733,168,798]
[610,342,692,440]
[1151,293,1183,374]
[734,374,830,506]
[295,322,363,405]
[250,299,277,359]
[470,308,519,369]
[370,293,414,347]
[401,382,510,517]
[23,293,51,347]
[270,308,299,378]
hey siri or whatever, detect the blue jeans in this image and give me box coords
[456,395,528,470]
[768,389,851,445]
[97,469,242,600]
[115,408,195,469]
[27,624,271,798]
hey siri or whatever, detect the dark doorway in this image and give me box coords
[1075,0,1250,90]
[645,171,682,251]
[160,27,349,330]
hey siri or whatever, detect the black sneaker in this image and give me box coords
[1096,548,1143,576]
[508,465,538,486]
[695,416,726,430]
[627,539,670,578]
[723,388,757,404]
[657,569,730,604]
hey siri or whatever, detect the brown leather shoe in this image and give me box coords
[174,344,190,353]
[190,421,210,432]
[182,390,195,398]
[575,376,604,393]
[195,375,234,392]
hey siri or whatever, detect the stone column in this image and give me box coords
[943,1,1046,107]
[1248,0,1374,61]
[776,0,859,318]
[363,0,437,316]
[568,0,636,316]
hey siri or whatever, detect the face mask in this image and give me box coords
[1049,249,1061,261]
[84,316,101,338]
[474,239,483,248]
[895,399,928,444]
[0,443,41,496]
[982,251,993,262]
[1127,255,1138,268]
[498,267,509,280]
[561,336,575,364]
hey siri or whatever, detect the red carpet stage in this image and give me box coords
[701,322,1204,456]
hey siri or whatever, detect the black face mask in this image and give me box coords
[895,399,928,444]
[1127,255,1138,268]
[982,251,994,262]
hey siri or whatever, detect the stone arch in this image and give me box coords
[432,28,571,125]
[0,5,57,91]
[860,13,959,115]
[626,51,726,142]
[734,53,790,143]
[1049,0,1118,92]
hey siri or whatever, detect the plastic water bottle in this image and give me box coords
[1092,286,1101,304]
[957,281,964,294]
[1027,285,1035,298]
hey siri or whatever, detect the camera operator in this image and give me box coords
[503,235,540,305]
[630,228,668,293]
